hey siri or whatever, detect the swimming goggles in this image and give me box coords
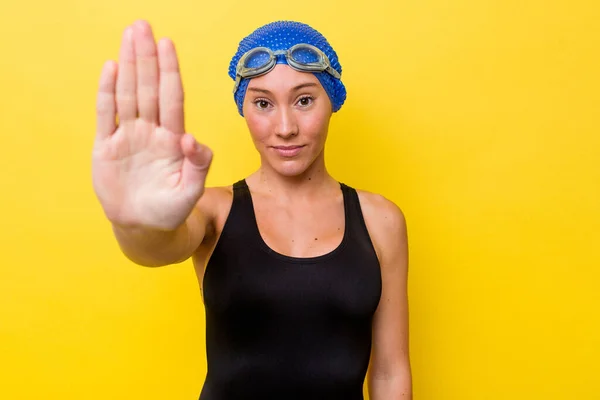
[233,43,342,94]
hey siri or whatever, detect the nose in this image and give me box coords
[274,107,299,138]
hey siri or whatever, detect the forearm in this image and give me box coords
[112,206,206,267]
[368,373,413,400]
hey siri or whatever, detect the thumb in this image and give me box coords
[180,133,212,192]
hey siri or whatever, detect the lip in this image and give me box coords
[271,145,305,157]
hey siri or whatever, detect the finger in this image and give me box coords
[158,38,185,134]
[116,26,137,122]
[180,134,212,192]
[133,20,159,123]
[96,61,118,140]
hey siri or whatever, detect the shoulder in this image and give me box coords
[199,185,234,207]
[354,188,408,263]
[355,188,407,234]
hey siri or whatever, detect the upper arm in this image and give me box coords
[358,192,412,385]
[191,186,233,267]
[189,187,218,245]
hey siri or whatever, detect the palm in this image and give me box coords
[92,21,212,230]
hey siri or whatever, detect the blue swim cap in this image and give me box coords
[229,21,347,116]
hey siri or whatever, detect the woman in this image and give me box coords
[93,19,411,399]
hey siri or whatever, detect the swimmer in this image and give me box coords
[92,19,411,399]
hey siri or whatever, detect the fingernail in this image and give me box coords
[135,20,149,33]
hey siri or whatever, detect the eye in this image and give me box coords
[297,96,314,107]
[254,99,272,110]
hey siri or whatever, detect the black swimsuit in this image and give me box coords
[199,179,382,400]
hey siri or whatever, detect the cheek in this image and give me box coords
[299,110,330,140]
[245,113,271,143]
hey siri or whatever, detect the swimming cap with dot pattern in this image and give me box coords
[229,21,346,116]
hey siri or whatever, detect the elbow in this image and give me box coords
[368,365,413,399]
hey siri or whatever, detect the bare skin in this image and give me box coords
[93,20,412,399]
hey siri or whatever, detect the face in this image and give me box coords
[242,64,333,178]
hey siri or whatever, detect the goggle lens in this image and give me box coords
[244,49,272,69]
[290,46,321,65]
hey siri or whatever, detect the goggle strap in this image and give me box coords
[233,75,241,94]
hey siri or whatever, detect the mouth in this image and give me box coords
[271,145,305,157]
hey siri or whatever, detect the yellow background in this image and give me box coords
[1,0,598,399]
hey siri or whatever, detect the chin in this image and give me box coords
[259,153,313,177]
[259,145,324,178]
[273,160,311,177]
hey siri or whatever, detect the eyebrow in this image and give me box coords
[247,82,318,95]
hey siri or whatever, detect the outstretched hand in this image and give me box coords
[92,20,212,230]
